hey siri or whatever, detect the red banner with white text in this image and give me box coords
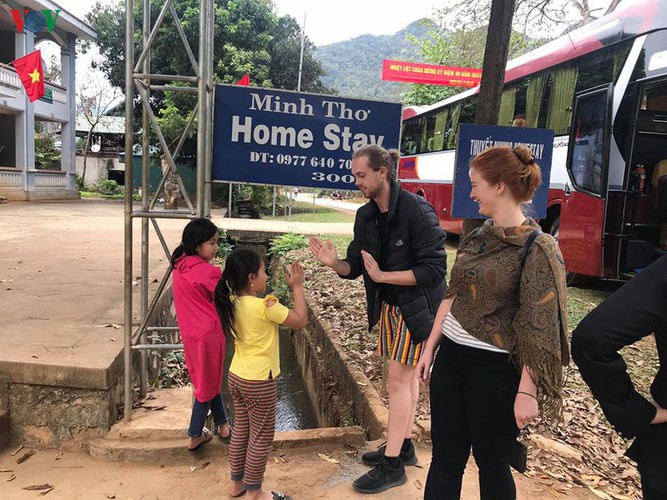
[382,59,482,87]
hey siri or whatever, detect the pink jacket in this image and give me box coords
[172,255,225,402]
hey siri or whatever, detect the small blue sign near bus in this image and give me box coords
[212,85,402,190]
[452,123,555,219]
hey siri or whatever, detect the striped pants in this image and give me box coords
[228,372,277,491]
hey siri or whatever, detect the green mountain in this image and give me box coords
[314,20,431,103]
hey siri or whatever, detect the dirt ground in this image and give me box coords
[0,439,599,500]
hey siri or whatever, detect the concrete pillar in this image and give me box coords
[60,33,76,189]
[14,30,35,194]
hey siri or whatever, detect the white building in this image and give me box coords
[0,0,96,200]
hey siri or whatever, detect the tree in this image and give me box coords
[461,0,516,237]
[88,0,333,212]
[43,53,61,83]
[404,0,615,105]
[77,76,121,184]
[442,0,608,37]
[87,0,331,104]
[268,15,334,94]
[474,0,516,127]
[404,20,538,105]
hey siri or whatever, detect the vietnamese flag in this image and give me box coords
[235,74,250,86]
[12,49,45,102]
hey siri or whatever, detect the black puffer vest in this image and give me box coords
[340,181,448,344]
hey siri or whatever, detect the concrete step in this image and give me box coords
[90,427,365,463]
[89,387,365,463]
[0,407,9,451]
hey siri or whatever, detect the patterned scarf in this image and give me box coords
[447,218,569,422]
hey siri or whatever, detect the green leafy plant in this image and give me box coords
[75,174,85,192]
[270,262,289,306]
[268,233,308,257]
[34,133,61,170]
[217,228,234,259]
[95,179,123,196]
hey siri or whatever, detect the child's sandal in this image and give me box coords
[188,427,213,452]
[215,423,232,444]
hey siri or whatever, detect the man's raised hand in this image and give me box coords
[308,236,339,268]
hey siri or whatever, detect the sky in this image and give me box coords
[50,0,447,47]
[52,0,616,47]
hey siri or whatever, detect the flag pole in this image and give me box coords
[292,12,306,221]
[297,12,306,93]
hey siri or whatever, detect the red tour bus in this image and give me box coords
[398,0,667,281]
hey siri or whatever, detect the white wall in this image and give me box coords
[75,155,122,186]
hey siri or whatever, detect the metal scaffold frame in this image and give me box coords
[123,0,214,421]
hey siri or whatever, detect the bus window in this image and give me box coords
[576,48,615,93]
[634,81,667,182]
[421,114,437,152]
[401,117,421,155]
[613,88,637,163]
[498,87,516,126]
[433,108,449,151]
[446,104,461,150]
[514,80,528,121]
[448,97,477,148]
[526,74,546,128]
[460,96,477,124]
[547,66,578,135]
[570,90,608,195]
[633,31,667,79]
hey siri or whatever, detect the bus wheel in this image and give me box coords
[549,217,592,287]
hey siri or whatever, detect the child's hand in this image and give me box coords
[285,261,304,288]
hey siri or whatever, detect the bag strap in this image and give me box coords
[521,229,543,269]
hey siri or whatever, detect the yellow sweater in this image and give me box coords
[229,294,289,380]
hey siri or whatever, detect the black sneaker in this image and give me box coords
[353,455,407,494]
[361,441,418,467]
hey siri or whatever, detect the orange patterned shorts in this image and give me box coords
[378,303,424,366]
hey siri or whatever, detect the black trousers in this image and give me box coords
[643,475,667,500]
[572,255,667,498]
[425,337,520,500]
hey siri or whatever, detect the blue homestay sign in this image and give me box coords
[212,85,402,189]
[451,123,555,219]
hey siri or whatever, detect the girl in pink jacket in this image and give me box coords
[171,218,231,451]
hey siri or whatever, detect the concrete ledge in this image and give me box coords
[295,291,432,442]
[0,352,123,391]
[90,427,365,463]
[292,291,388,441]
[272,427,365,449]
[27,189,80,201]
[90,386,365,463]
[89,437,214,463]
[8,380,121,448]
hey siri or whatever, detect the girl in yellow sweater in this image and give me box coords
[215,249,307,500]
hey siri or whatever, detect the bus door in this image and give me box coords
[558,85,613,278]
[618,78,667,273]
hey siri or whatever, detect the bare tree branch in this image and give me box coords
[605,0,623,15]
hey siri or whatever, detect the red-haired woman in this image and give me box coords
[416,146,569,500]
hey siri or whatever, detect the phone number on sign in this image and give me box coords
[249,152,356,184]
